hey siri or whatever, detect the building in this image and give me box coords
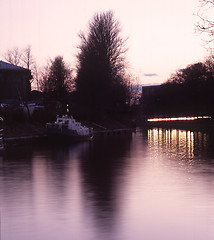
[140,84,162,119]
[0,61,32,101]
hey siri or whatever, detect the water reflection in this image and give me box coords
[147,128,213,162]
[147,127,214,189]
[1,130,214,239]
[0,136,133,240]
[80,136,132,235]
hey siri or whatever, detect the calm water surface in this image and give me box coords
[1,128,214,240]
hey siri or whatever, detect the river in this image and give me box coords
[1,127,214,240]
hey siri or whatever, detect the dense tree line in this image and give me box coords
[142,57,214,118]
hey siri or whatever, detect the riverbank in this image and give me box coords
[4,122,46,138]
[3,122,47,146]
[3,119,134,146]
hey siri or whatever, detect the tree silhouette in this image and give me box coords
[3,46,34,69]
[166,62,208,85]
[41,56,72,102]
[21,46,34,70]
[75,11,128,119]
[3,47,23,66]
[149,60,214,117]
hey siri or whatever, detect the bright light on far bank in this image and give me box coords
[147,116,212,122]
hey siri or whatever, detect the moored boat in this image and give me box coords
[46,115,93,141]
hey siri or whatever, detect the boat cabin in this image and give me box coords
[53,115,91,136]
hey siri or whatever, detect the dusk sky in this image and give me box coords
[0,0,207,84]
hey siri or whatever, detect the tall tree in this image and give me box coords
[76,11,128,118]
[41,56,72,102]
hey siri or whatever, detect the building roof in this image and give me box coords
[0,60,28,71]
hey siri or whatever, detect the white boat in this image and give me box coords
[46,115,93,141]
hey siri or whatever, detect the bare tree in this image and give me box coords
[31,63,43,91]
[22,45,34,69]
[39,62,50,92]
[3,45,39,88]
[125,74,141,106]
[4,45,34,68]
[3,47,22,66]
[196,0,214,50]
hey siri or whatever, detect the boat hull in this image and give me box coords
[46,127,93,142]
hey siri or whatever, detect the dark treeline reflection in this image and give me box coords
[45,135,133,225]
[2,130,214,239]
[0,136,132,231]
[0,146,35,212]
[79,136,132,226]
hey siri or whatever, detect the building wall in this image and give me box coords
[0,70,31,101]
[140,85,161,119]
